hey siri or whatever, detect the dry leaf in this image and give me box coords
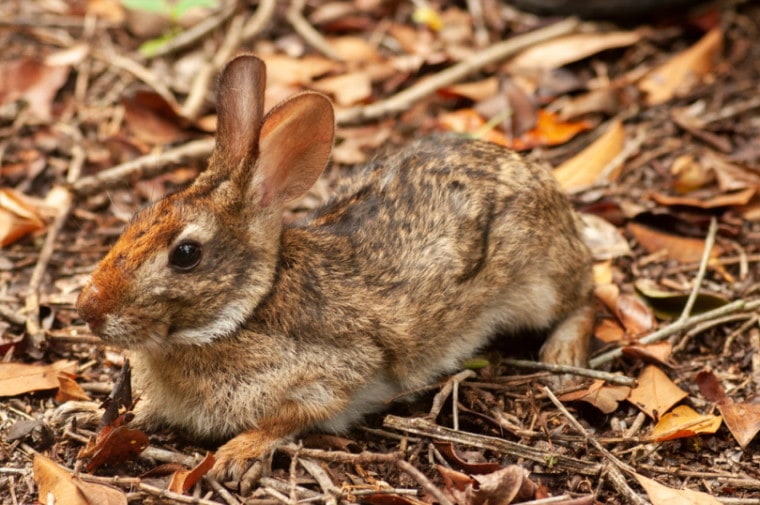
[81,423,149,472]
[55,372,92,402]
[34,453,127,505]
[671,154,714,194]
[639,28,723,105]
[579,213,632,260]
[0,57,70,120]
[0,360,78,397]
[434,442,502,474]
[262,54,339,86]
[329,36,381,63]
[553,120,624,191]
[594,283,654,335]
[634,473,722,505]
[628,365,688,420]
[168,452,215,494]
[650,405,722,441]
[439,78,499,102]
[507,31,642,71]
[594,318,625,343]
[313,72,372,106]
[559,379,631,414]
[122,91,188,145]
[627,222,724,263]
[634,279,728,320]
[437,109,511,146]
[649,188,755,209]
[592,260,613,285]
[0,187,47,246]
[621,342,673,367]
[696,370,760,448]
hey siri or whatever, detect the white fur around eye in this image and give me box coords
[175,221,214,245]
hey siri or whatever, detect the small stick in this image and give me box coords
[276,444,400,464]
[589,298,760,368]
[71,138,215,198]
[679,217,717,322]
[429,369,475,420]
[242,0,277,41]
[299,458,338,505]
[396,459,453,505]
[502,359,636,386]
[204,476,242,505]
[147,0,237,59]
[286,0,343,61]
[336,17,580,124]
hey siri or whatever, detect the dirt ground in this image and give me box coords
[1,0,759,504]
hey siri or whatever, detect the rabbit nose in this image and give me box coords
[77,283,105,333]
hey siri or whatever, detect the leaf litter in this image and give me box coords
[1,0,760,504]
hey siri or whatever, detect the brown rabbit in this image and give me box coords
[77,54,594,479]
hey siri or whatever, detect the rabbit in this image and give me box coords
[76,54,594,480]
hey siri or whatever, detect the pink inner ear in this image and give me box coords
[257,92,335,206]
[215,55,266,166]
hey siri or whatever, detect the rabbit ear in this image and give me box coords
[214,55,266,167]
[256,92,335,206]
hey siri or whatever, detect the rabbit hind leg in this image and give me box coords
[538,304,594,368]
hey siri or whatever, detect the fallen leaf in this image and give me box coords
[559,379,631,414]
[329,36,381,63]
[313,72,373,106]
[122,91,189,145]
[0,360,78,397]
[634,473,722,505]
[671,154,714,194]
[80,423,149,472]
[438,464,536,505]
[595,284,654,335]
[634,279,728,320]
[262,54,339,86]
[435,442,501,474]
[704,152,760,192]
[437,108,511,147]
[507,31,642,71]
[0,187,47,246]
[627,222,724,263]
[594,318,625,343]
[168,452,215,494]
[34,453,127,505]
[650,404,722,441]
[0,57,70,120]
[579,213,632,261]
[592,260,613,285]
[55,372,92,402]
[518,109,591,150]
[628,366,688,420]
[439,78,499,102]
[639,28,723,106]
[621,342,673,367]
[553,120,625,191]
[696,371,760,448]
[649,187,755,209]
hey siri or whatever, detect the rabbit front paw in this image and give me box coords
[210,429,281,482]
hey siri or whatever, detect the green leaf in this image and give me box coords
[171,0,218,20]
[122,0,169,14]
[137,28,182,58]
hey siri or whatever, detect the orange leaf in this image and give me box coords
[168,452,216,494]
[553,120,624,191]
[0,360,78,397]
[82,424,149,472]
[0,187,46,246]
[650,405,722,441]
[649,187,756,209]
[627,222,724,263]
[628,365,688,420]
[313,72,372,106]
[639,28,723,105]
[621,342,673,366]
[34,453,127,505]
[436,109,511,147]
[559,379,631,414]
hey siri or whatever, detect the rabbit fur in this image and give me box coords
[77,54,594,479]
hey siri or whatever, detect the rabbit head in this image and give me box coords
[77,55,335,352]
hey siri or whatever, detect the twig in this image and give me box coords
[601,464,649,505]
[71,138,215,198]
[242,0,278,41]
[502,359,636,386]
[25,143,85,348]
[722,315,759,355]
[679,217,717,322]
[276,444,400,464]
[204,476,242,505]
[673,313,753,354]
[383,415,600,475]
[0,305,25,325]
[589,298,760,368]
[336,17,580,124]
[396,459,453,505]
[429,369,476,420]
[299,458,338,505]
[286,0,343,61]
[147,0,237,59]
[181,13,246,120]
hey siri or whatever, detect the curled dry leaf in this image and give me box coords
[553,120,624,192]
[0,187,47,247]
[621,341,673,367]
[594,318,625,343]
[434,442,501,474]
[168,452,216,494]
[439,77,499,102]
[0,360,78,397]
[628,365,688,420]
[55,372,92,402]
[671,154,714,194]
[438,464,536,505]
[649,187,756,210]
[696,370,760,448]
[594,283,654,336]
[559,379,631,414]
[639,28,723,106]
[579,213,632,261]
[507,31,642,71]
[650,404,722,441]
[34,453,127,505]
[627,222,724,264]
[81,423,149,472]
[634,473,722,505]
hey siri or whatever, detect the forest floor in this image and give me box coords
[1,0,759,504]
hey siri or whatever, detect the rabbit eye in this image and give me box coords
[169,240,202,271]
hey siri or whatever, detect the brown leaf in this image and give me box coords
[122,91,189,145]
[0,187,47,246]
[168,452,215,494]
[34,453,127,505]
[696,371,760,448]
[507,31,642,71]
[435,442,501,474]
[313,72,373,106]
[628,365,688,420]
[594,318,625,343]
[579,213,632,261]
[559,379,631,414]
[439,77,499,102]
[0,57,70,120]
[553,120,625,191]
[649,188,755,209]
[671,154,714,194]
[55,371,92,402]
[627,222,724,263]
[621,342,673,367]
[650,405,722,441]
[639,28,723,105]
[262,54,339,86]
[0,360,78,397]
[329,36,381,63]
[634,473,722,505]
[472,465,536,504]
[81,423,149,472]
[616,293,655,335]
